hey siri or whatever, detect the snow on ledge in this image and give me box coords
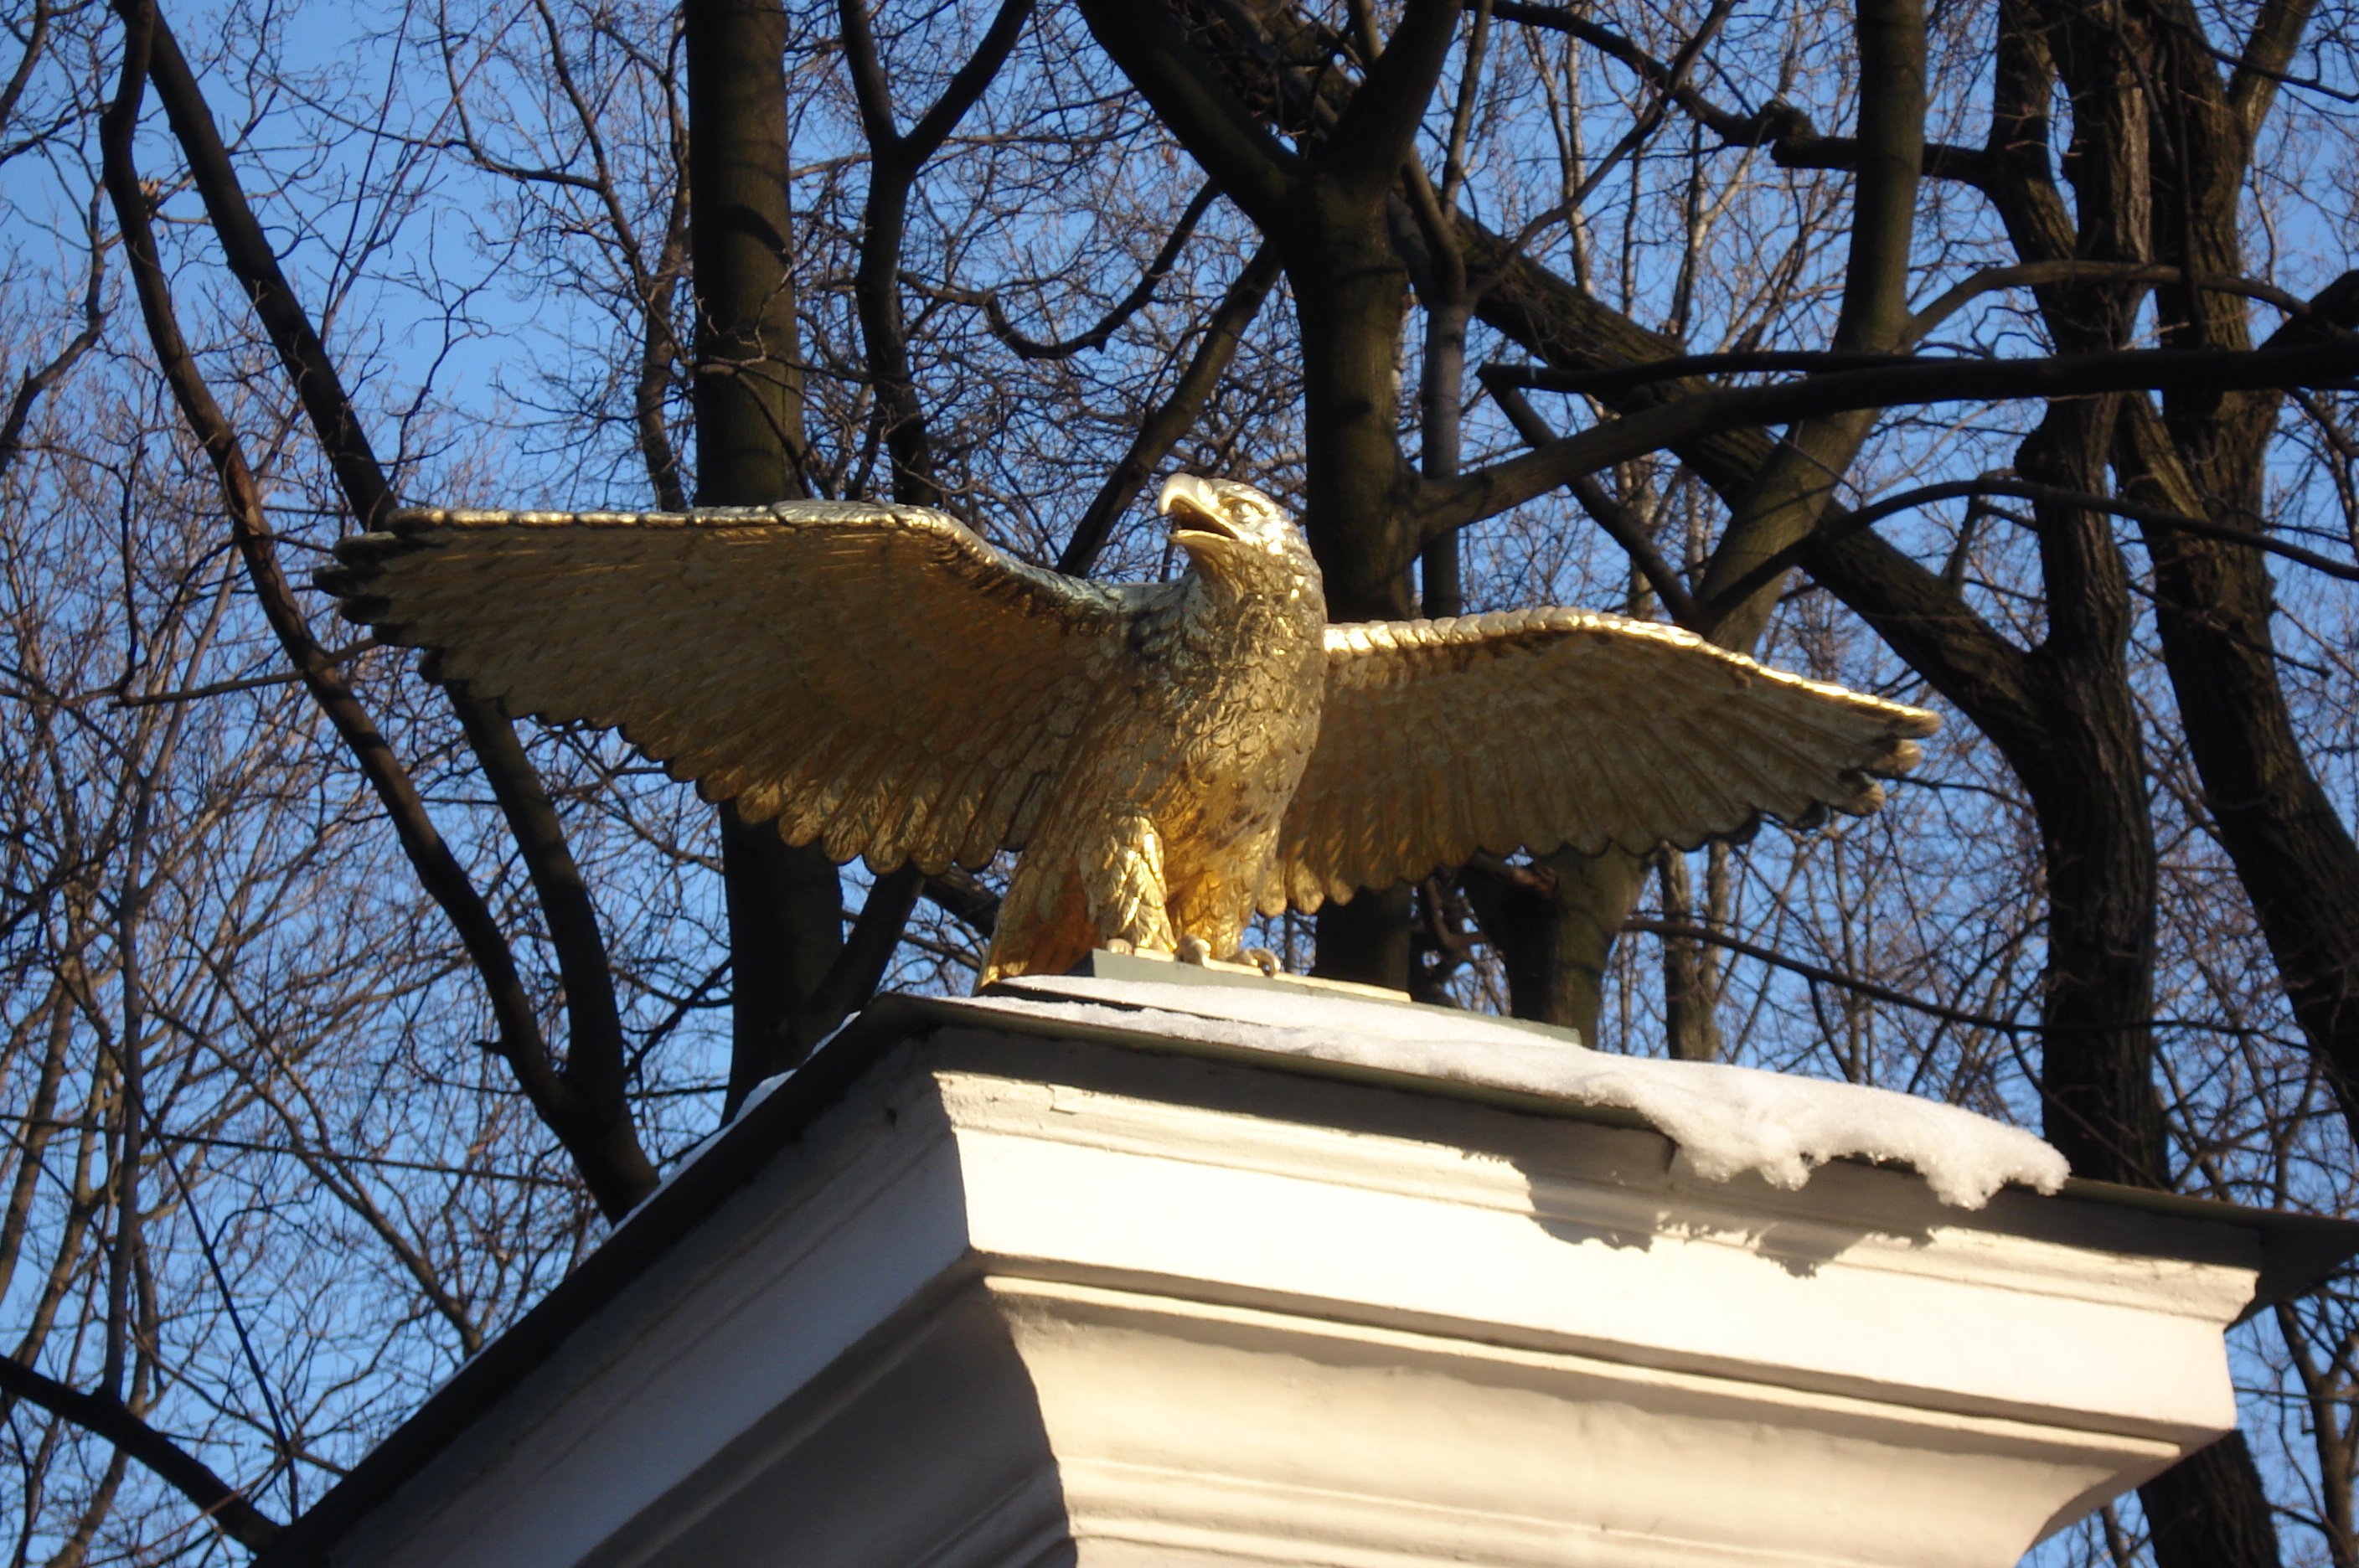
[974,975,2067,1210]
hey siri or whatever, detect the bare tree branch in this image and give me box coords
[1076,0,1304,224]
[1479,370,1702,625]
[1060,243,1282,575]
[912,181,1220,361]
[0,199,102,484]
[1431,340,2359,547]
[1488,1,1993,187]
[0,1353,282,1551]
[133,0,657,1215]
[1319,0,1464,198]
[1623,918,2024,1034]
[1703,476,2359,621]
[103,0,656,1219]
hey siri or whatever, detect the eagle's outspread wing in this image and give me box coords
[321,503,1134,875]
[1267,610,1940,910]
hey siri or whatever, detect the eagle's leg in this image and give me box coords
[977,809,1176,987]
[1165,874,1263,972]
[1083,808,1178,957]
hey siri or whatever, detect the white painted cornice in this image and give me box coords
[277,993,2351,1568]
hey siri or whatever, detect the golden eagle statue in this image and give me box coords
[321,475,1937,984]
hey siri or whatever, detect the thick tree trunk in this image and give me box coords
[1292,214,1421,623]
[2030,5,2330,1549]
[1475,0,1928,1035]
[2140,1432,2285,1568]
[2124,258,2359,1153]
[1505,848,1645,1032]
[686,0,808,503]
[1657,846,1726,1062]
[684,0,852,1110]
[2011,405,2167,1185]
[1295,210,1423,989]
[2135,443,2359,1137]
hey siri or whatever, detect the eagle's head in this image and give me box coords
[1158,474,1319,602]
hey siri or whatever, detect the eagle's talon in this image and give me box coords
[1241,946,1281,977]
[1176,934,1213,966]
[1104,938,1135,956]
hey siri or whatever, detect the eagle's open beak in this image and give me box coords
[1159,473,1239,544]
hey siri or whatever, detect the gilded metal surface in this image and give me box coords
[321,475,1938,983]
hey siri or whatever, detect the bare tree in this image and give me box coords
[3,0,2358,1559]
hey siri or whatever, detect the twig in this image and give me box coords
[112,639,376,706]
[1059,244,1282,575]
[910,181,1219,360]
[1479,371,1701,625]
[104,0,653,1220]
[0,1353,281,1550]
[1699,477,2359,623]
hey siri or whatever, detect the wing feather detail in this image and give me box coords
[1275,609,1939,905]
[320,503,1131,874]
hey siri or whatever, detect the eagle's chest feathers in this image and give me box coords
[1073,566,1326,848]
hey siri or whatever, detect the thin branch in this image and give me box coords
[1500,0,1737,257]
[1703,477,2359,623]
[1904,261,2339,350]
[1520,349,1932,399]
[102,0,653,1220]
[0,199,103,484]
[1430,341,2359,544]
[1629,920,2285,1041]
[0,0,51,142]
[1438,0,1491,209]
[0,1354,281,1550]
[1625,918,2021,1032]
[159,1151,293,1516]
[112,640,375,707]
[2212,48,2359,106]
[1479,370,1701,625]
[3,1116,572,1186]
[901,0,1034,166]
[911,182,1218,361]
[1489,1,1991,186]
[1059,243,1282,575]
[1489,2,1753,139]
